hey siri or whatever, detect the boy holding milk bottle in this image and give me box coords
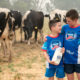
[42,16,65,80]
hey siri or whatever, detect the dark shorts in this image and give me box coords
[64,64,80,74]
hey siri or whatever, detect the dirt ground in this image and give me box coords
[0,18,78,80]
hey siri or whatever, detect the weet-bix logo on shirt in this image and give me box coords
[65,31,77,41]
[50,41,61,50]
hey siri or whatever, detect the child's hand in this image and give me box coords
[44,35,47,42]
[49,60,58,65]
[61,47,65,54]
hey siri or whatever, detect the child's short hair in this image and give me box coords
[66,9,79,20]
[49,18,61,30]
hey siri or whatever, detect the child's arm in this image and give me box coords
[42,37,58,65]
[43,52,50,63]
[43,52,58,65]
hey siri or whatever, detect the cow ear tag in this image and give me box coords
[56,18,59,20]
[35,26,38,29]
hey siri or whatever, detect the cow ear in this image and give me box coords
[59,14,61,18]
[9,12,12,17]
[55,13,58,17]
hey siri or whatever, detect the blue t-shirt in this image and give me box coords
[42,34,64,68]
[62,24,80,64]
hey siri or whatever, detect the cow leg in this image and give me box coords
[20,27,23,42]
[35,30,38,42]
[14,31,16,43]
[24,31,28,43]
[25,31,28,40]
[5,40,10,61]
[39,29,44,43]
[1,40,7,57]
[27,38,31,45]
[27,34,32,45]
[8,41,13,62]
[5,39,13,62]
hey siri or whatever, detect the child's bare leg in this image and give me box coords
[48,77,54,80]
[58,78,64,80]
[76,73,80,80]
[67,73,74,80]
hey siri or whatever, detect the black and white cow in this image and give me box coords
[11,10,22,42]
[0,8,15,62]
[45,9,67,23]
[22,10,44,44]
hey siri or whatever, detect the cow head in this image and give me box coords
[50,10,67,24]
[8,12,15,40]
[10,10,22,30]
[23,20,33,40]
[53,13,61,21]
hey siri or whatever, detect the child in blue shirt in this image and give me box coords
[62,9,80,80]
[42,17,65,80]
